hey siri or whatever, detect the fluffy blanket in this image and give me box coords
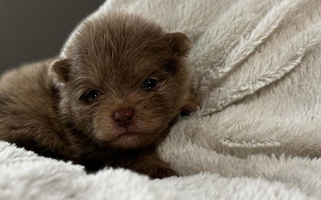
[1,0,321,199]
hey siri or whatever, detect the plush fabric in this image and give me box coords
[1,0,321,199]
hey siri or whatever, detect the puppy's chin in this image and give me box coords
[108,132,156,149]
[94,126,162,149]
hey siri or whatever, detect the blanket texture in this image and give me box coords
[1,0,321,199]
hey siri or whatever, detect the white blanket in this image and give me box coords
[1,0,321,199]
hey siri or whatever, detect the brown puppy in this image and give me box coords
[0,12,198,178]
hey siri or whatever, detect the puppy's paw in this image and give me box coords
[181,92,199,116]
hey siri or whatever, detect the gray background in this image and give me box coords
[0,0,105,74]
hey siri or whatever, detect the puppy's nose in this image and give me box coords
[113,108,135,128]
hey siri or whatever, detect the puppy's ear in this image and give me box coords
[166,32,190,56]
[49,59,71,83]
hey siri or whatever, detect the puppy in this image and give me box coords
[0,11,198,179]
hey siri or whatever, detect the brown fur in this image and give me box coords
[0,12,198,179]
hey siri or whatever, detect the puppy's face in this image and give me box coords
[50,13,198,149]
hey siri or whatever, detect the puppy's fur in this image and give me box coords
[0,12,198,178]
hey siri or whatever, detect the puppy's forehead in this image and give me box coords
[69,13,170,61]
[67,13,172,87]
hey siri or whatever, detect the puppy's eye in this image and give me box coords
[84,90,101,102]
[143,79,158,90]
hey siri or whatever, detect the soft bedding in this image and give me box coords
[1,0,321,199]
